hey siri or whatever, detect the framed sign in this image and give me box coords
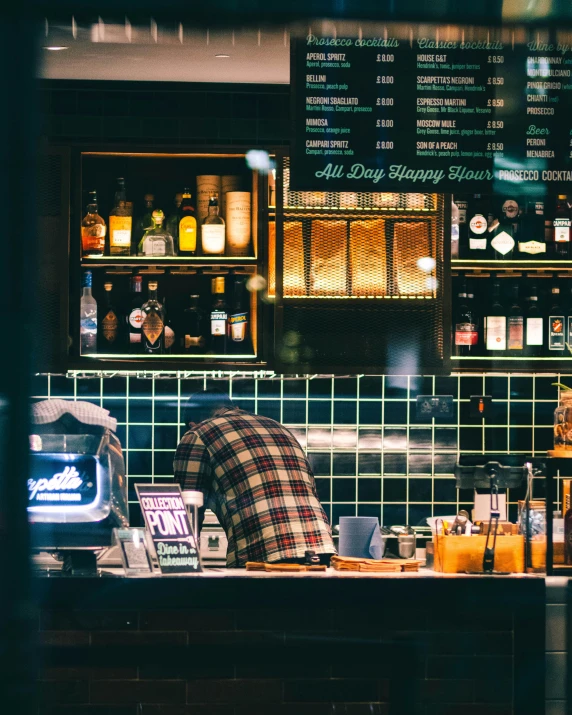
[291,30,572,195]
[114,527,153,576]
[135,484,202,574]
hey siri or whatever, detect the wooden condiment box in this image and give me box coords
[433,535,525,573]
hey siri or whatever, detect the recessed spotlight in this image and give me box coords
[215,53,230,58]
[43,46,69,51]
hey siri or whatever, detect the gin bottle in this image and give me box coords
[138,209,175,257]
[80,270,98,355]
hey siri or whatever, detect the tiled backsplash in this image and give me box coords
[31,372,563,529]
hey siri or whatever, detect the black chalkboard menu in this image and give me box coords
[291,32,572,195]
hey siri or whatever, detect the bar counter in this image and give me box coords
[33,568,545,715]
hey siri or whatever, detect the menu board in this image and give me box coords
[291,32,572,195]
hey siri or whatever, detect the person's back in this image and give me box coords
[174,403,335,567]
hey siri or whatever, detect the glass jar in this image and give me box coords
[554,392,572,450]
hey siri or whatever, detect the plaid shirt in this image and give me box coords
[173,408,335,567]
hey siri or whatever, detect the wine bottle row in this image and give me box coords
[451,193,572,260]
[79,271,252,357]
[453,278,572,358]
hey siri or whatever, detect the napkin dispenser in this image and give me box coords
[381,526,416,559]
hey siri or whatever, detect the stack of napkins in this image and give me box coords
[330,555,420,573]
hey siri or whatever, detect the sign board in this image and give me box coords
[135,484,202,574]
[114,528,153,576]
[291,31,572,195]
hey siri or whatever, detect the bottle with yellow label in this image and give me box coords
[109,178,132,255]
[178,188,197,256]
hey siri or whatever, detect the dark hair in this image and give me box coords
[183,388,233,427]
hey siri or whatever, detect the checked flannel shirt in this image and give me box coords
[173,407,335,567]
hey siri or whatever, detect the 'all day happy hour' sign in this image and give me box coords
[135,484,202,574]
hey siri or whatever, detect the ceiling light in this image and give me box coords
[43,46,69,51]
[215,53,230,58]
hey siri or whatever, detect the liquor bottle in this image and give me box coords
[180,295,206,354]
[450,198,460,259]
[489,199,516,259]
[553,194,571,260]
[138,210,175,257]
[518,200,546,258]
[179,295,207,355]
[162,297,176,354]
[453,281,478,356]
[109,178,132,256]
[210,276,228,354]
[484,281,506,353]
[548,286,566,354]
[166,193,183,253]
[178,188,198,256]
[141,281,164,354]
[127,275,144,351]
[507,285,524,355]
[525,285,544,357]
[80,270,98,355]
[228,277,250,352]
[134,194,155,252]
[467,194,489,257]
[201,194,226,256]
[98,281,121,353]
[454,195,468,258]
[566,284,572,350]
[81,190,106,257]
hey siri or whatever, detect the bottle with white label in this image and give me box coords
[518,201,546,258]
[507,285,524,355]
[201,194,226,256]
[467,194,490,257]
[210,276,228,354]
[548,286,566,354]
[484,282,506,353]
[525,286,544,357]
[138,210,175,257]
[489,201,516,260]
[553,194,571,260]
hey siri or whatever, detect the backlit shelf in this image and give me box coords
[82,256,257,265]
[83,353,257,360]
[452,356,572,361]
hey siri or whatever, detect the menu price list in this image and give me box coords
[292,33,572,195]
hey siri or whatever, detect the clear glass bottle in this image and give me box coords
[141,281,164,354]
[80,270,98,355]
[138,209,175,257]
[179,189,198,256]
[109,177,132,256]
[201,193,226,256]
[81,190,107,257]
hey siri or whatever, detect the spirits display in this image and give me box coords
[98,282,121,352]
[127,275,144,350]
[81,191,106,257]
[228,277,249,350]
[210,276,228,353]
[180,295,206,354]
[202,194,226,255]
[141,281,164,354]
[109,178,132,256]
[178,189,197,256]
[138,210,175,257]
[80,271,97,355]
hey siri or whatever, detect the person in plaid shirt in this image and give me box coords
[174,389,336,568]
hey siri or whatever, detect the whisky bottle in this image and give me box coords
[80,270,98,355]
[548,286,566,354]
[98,281,121,353]
[81,190,106,257]
[141,281,164,354]
[210,277,228,354]
[507,285,524,354]
[166,193,183,253]
[553,194,571,260]
[178,188,198,256]
[109,178,132,256]
[228,277,249,351]
[138,210,175,257]
[525,286,544,357]
[127,275,144,352]
[484,281,506,353]
[201,194,226,256]
[453,281,478,356]
[181,295,206,354]
[134,194,155,251]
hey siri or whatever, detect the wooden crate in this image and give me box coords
[433,535,525,573]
